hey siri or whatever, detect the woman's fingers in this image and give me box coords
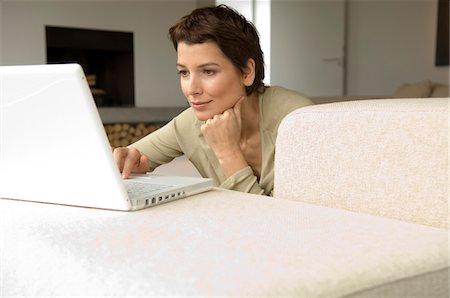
[113,147,128,172]
[121,148,139,178]
[113,147,148,179]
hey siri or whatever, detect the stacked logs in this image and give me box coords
[104,123,162,147]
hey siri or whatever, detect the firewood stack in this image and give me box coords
[104,122,162,147]
[86,74,106,105]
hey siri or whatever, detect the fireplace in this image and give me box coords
[46,26,135,107]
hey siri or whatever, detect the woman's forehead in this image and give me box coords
[177,41,228,64]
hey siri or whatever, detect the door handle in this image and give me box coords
[323,57,343,67]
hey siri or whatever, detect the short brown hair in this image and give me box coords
[168,5,265,95]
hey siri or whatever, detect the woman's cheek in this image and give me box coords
[180,79,189,98]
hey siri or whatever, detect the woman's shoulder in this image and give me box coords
[171,107,203,136]
[260,86,313,119]
[172,107,200,126]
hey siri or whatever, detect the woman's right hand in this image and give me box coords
[113,147,150,179]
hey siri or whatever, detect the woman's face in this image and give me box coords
[176,41,248,121]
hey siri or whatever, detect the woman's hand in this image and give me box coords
[113,147,150,179]
[201,96,248,177]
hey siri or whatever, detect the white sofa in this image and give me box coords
[1,97,448,297]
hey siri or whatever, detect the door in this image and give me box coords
[271,0,346,97]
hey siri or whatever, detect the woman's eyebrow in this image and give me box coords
[198,63,220,68]
[176,63,220,68]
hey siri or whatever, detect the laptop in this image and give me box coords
[0,63,213,211]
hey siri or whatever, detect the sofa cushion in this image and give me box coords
[393,80,433,97]
[274,98,449,229]
[1,190,448,297]
[431,83,449,97]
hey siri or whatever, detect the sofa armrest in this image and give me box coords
[274,98,449,229]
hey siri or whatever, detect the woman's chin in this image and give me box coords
[192,107,226,121]
[193,110,213,122]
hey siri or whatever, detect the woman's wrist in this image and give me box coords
[216,149,248,178]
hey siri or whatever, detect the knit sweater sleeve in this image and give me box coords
[219,166,270,196]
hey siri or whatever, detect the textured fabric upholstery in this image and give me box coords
[1,190,448,297]
[274,98,449,229]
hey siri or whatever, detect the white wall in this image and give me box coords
[0,1,3,65]
[271,0,346,96]
[346,0,449,95]
[271,0,449,96]
[1,0,197,107]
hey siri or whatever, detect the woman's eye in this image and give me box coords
[203,69,216,76]
[177,70,189,77]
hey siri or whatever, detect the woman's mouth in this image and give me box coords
[190,100,212,110]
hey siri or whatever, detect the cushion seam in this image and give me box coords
[340,267,449,298]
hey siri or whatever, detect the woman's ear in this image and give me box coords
[242,58,256,87]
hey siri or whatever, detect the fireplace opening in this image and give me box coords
[46,26,135,107]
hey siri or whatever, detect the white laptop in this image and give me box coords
[0,63,213,211]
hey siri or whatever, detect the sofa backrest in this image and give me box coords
[274,98,449,229]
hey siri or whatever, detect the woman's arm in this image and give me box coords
[220,166,270,195]
[113,115,185,178]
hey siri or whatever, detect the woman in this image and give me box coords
[113,5,312,196]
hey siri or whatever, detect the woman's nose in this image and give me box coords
[186,75,202,96]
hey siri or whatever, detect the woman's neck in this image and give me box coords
[240,92,260,140]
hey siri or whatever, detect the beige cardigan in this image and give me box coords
[130,86,312,195]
